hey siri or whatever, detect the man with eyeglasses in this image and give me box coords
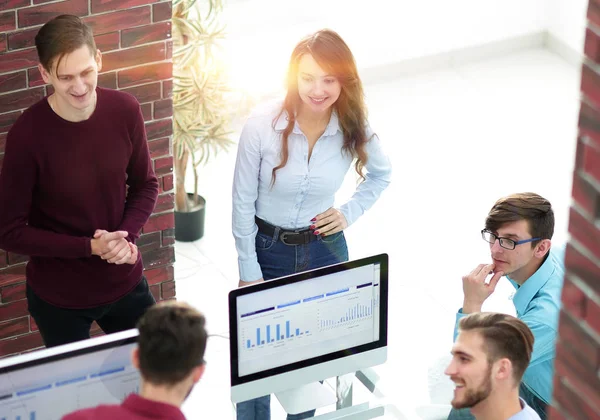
[447,193,564,420]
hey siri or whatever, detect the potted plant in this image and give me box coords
[172,0,233,241]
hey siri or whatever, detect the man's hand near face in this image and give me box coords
[462,263,504,314]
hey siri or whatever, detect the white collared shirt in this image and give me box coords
[508,398,542,419]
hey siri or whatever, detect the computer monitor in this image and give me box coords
[229,253,388,411]
[0,329,140,420]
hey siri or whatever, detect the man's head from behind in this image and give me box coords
[35,15,101,114]
[445,312,534,410]
[133,301,208,393]
[483,192,554,281]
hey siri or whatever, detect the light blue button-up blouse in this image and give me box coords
[232,99,392,282]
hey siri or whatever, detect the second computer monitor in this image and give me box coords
[229,253,388,403]
[0,329,139,420]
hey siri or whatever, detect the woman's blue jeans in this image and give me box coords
[236,229,349,420]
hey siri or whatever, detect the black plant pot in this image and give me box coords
[174,194,206,242]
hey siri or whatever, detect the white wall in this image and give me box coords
[184,0,550,194]
[185,0,587,195]
[547,0,588,55]
[219,0,548,98]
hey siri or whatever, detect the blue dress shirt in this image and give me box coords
[454,246,565,404]
[232,99,392,282]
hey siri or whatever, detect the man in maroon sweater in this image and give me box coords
[62,301,208,420]
[0,15,159,347]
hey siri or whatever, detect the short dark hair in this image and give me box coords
[458,312,534,383]
[485,192,554,246]
[136,301,208,386]
[34,14,97,73]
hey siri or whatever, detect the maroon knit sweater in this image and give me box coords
[0,87,158,308]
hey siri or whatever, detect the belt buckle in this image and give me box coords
[280,231,297,246]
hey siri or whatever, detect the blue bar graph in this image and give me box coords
[30,413,36,420]
[319,299,375,329]
[247,318,305,347]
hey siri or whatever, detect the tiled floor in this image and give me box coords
[177,48,581,419]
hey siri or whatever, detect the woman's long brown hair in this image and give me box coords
[271,29,370,187]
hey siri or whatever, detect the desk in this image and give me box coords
[180,334,441,420]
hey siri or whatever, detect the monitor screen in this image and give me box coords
[229,253,388,401]
[0,329,139,420]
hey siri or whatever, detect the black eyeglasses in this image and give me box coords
[481,229,540,250]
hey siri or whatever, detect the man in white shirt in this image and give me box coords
[445,312,541,420]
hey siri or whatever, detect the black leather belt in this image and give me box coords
[255,217,317,246]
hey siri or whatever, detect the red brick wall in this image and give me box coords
[0,0,175,358]
[549,1,600,419]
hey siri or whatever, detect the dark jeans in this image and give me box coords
[236,230,349,420]
[447,382,548,420]
[27,276,156,348]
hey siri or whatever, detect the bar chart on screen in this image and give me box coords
[238,282,380,359]
[4,408,37,420]
[317,296,379,330]
[315,286,378,336]
[240,309,316,357]
[245,319,312,348]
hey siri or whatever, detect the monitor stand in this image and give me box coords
[275,381,337,415]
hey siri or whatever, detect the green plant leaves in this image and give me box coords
[172,0,232,211]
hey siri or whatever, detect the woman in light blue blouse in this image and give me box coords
[232,29,392,420]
